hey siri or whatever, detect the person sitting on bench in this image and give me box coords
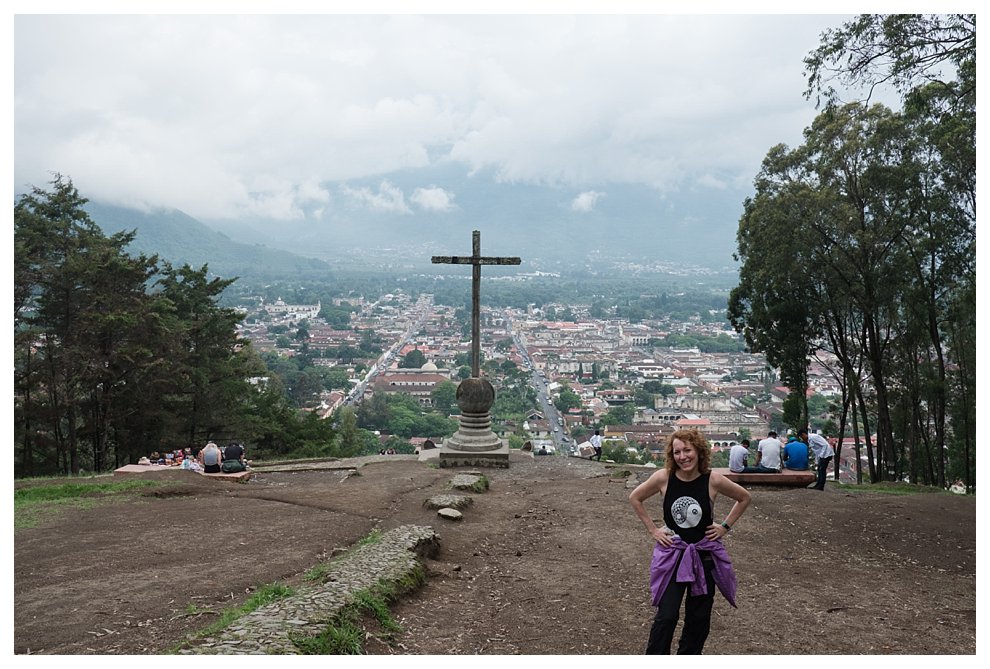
[730,439,774,473]
[221,442,248,473]
[782,434,810,470]
[199,441,222,474]
[751,432,783,473]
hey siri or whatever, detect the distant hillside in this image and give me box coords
[203,164,748,270]
[84,202,334,280]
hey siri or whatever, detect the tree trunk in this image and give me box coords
[851,390,863,485]
[20,344,35,478]
[925,304,948,488]
[855,384,878,483]
[67,403,79,475]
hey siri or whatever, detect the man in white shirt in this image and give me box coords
[754,431,783,472]
[728,439,752,473]
[589,430,603,461]
[800,427,835,490]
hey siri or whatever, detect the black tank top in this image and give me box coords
[663,472,713,544]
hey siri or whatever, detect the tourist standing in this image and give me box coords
[800,428,834,490]
[629,429,751,654]
[589,429,603,461]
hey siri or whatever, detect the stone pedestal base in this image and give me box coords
[438,440,510,468]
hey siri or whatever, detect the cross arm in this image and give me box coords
[432,256,522,265]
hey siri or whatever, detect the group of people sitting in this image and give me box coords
[139,448,193,467]
[728,428,836,490]
[138,441,250,474]
[729,429,825,473]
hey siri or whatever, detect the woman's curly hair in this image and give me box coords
[664,429,712,474]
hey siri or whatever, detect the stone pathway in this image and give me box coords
[181,525,439,655]
[249,454,419,474]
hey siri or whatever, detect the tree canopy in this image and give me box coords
[730,14,975,489]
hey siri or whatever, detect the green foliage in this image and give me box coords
[357,528,383,546]
[14,479,162,529]
[803,14,975,107]
[642,381,676,396]
[292,565,425,655]
[399,349,427,368]
[452,475,490,493]
[294,616,365,654]
[553,384,582,412]
[173,582,296,651]
[601,403,635,426]
[731,17,975,489]
[710,450,730,469]
[602,442,643,465]
[654,333,745,353]
[430,380,458,414]
[14,479,159,504]
[355,392,457,441]
[833,481,954,496]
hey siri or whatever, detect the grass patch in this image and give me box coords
[291,566,426,654]
[14,479,162,529]
[169,581,296,653]
[303,563,332,582]
[834,481,953,496]
[357,528,383,546]
[451,474,489,493]
[14,479,160,504]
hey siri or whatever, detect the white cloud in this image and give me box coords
[14,14,850,220]
[410,186,457,212]
[571,190,605,213]
[340,180,411,214]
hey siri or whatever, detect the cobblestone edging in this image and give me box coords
[181,525,440,655]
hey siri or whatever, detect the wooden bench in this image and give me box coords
[113,464,252,483]
[713,467,814,487]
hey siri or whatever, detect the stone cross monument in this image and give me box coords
[432,230,521,468]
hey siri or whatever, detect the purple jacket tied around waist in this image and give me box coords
[649,536,737,608]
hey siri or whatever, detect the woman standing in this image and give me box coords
[629,429,751,654]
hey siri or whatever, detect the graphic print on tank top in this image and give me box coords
[670,496,703,529]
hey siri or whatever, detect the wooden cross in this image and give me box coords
[432,230,521,377]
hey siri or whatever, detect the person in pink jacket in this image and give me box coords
[629,429,751,654]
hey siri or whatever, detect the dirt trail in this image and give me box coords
[14,454,976,655]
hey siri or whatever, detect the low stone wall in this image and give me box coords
[181,525,439,655]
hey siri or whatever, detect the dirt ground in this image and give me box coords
[13,453,977,655]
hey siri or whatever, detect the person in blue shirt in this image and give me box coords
[782,434,810,470]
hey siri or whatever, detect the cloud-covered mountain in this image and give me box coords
[84,202,334,279]
[201,164,748,270]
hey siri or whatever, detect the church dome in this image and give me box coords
[421,361,438,372]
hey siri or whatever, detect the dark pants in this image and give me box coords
[741,465,778,473]
[646,553,715,655]
[592,447,602,461]
[815,456,833,489]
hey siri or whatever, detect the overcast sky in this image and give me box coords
[13,9,864,223]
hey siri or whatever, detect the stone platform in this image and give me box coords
[438,441,510,468]
[113,463,253,483]
[714,467,815,487]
